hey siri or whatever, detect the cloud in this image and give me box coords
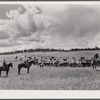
[6,7,23,19]
[5,8,38,38]
[0,4,56,51]
[23,4,42,15]
[50,6,100,38]
[0,39,21,47]
[0,4,100,52]
[0,31,10,39]
[41,5,100,49]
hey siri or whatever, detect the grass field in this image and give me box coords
[0,50,100,90]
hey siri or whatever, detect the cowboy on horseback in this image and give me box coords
[3,59,7,69]
[24,59,28,65]
[93,53,99,61]
[91,53,100,70]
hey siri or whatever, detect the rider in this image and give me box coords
[24,56,28,64]
[3,59,7,69]
[94,53,99,59]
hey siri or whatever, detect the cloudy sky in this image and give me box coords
[0,3,100,52]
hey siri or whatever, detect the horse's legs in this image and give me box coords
[95,65,96,70]
[92,64,96,70]
[18,66,21,75]
[6,71,8,77]
[92,65,94,69]
[0,70,2,77]
[18,69,21,75]
[27,67,30,74]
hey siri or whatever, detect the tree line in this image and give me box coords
[0,46,100,55]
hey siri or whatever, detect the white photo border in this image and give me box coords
[0,1,99,99]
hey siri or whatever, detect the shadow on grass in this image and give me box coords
[96,69,100,71]
[0,76,8,78]
[18,73,29,76]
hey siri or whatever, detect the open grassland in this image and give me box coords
[0,67,100,90]
[0,50,100,90]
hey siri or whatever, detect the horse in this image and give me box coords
[18,60,34,75]
[92,59,100,70]
[91,53,100,70]
[0,63,13,77]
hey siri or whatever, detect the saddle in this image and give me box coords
[24,61,29,67]
[2,65,7,70]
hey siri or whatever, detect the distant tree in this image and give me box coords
[95,46,99,50]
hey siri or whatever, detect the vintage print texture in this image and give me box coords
[0,3,99,90]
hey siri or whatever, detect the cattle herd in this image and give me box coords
[0,53,99,77]
[15,54,96,68]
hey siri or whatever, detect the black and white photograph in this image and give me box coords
[0,1,100,92]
